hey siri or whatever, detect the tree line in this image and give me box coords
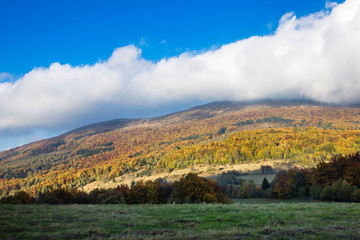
[219,153,360,202]
[1,153,360,204]
[0,173,229,204]
[2,116,360,198]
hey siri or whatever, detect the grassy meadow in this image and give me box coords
[1,200,359,240]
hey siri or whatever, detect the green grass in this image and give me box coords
[0,202,359,239]
[231,198,316,204]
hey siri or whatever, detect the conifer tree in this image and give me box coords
[262,177,270,190]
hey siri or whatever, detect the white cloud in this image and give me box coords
[0,0,360,134]
[139,37,148,47]
[266,21,273,30]
[0,72,13,82]
[326,1,339,9]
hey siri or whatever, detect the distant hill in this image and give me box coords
[1,100,360,196]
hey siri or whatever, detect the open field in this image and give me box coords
[1,200,359,240]
[81,159,291,191]
[237,173,276,185]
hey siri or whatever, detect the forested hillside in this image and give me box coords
[1,101,360,197]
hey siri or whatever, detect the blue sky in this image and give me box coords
[1,0,332,76]
[1,0,359,151]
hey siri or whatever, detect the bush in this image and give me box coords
[352,190,360,202]
[310,185,323,200]
[89,188,125,204]
[317,178,359,202]
[172,173,227,203]
[0,191,35,204]
[38,188,75,204]
[127,180,164,204]
[320,185,333,201]
[71,189,92,204]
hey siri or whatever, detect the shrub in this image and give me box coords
[352,190,360,202]
[320,186,333,201]
[89,188,125,204]
[310,185,323,200]
[0,191,35,204]
[172,173,226,203]
[127,180,163,204]
[38,188,75,204]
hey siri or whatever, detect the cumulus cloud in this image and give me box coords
[1,0,360,134]
[0,72,13,82]
[326,1,339,9]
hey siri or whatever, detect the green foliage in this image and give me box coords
[73,132,96,140]
[218,127,227,135]
[320,185,334,201]
[246,180,256,198]
[262,177,270,190]
[240,182,249,198]
[127,180,164,204]
[352,189,360,202]
[234,116,295,127]
[0,191,35,204]
[234,119,254,127]
[76,146,114,157]
[100,141,113,147]
[177,134,200,141]
[310,184,323,200]
[224,184,241,198]
[128,151,142,158]
[260,116,295,125]
[271,153,360,201]
[0,173,227,205]
[215,171,244,188]
[317,178,359,202]
[38,188,76,204]
[89,188,125,204]
[48,141,65,148]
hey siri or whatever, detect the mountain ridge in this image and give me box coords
[0,99,325,155]
[1,100,360,197]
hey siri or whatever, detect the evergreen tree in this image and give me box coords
[262,177,270,190]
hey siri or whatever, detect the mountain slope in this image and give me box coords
[1,100,360,196]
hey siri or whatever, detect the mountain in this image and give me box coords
[1,100,360,196]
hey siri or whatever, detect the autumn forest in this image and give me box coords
[1,101,360,202]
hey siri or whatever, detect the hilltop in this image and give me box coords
[1,100,360,196]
